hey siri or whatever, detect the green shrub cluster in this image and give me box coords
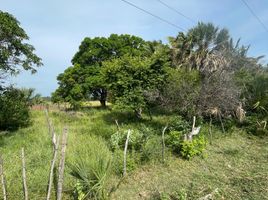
[241,115,268,136]
[69,136,112,199]
[180,136,207,159]
[110,126,164,174]
[166,130,207,159]
[0,87,31,131]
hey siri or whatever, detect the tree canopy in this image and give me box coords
[0,11,42,130]
[101,48,169,117]
[53,22,267,127]
[0,11,42,80]
[52,34,155,107]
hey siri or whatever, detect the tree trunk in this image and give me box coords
[209,115,213,144]
[219,114,225,134]
[148,108,153,121]
[134,108,143,119]
[100,89,107,107]
[100,99,106,107]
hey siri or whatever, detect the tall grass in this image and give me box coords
[68,136,112,200]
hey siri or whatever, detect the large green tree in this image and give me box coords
[101,44,170,118]
[53,34,148,107]
[169,22,230,72]
[0,11,42,81]
[0,11,42,130]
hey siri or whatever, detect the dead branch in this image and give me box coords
[57,127,68,200]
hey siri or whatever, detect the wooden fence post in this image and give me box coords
[57,127,68,200]
[115,120,120,131]
[0,155,7,200]
[162,126,168,164]
[45,109,56,145]
[123,130,131,177]
[21,148,28,200]
[46,135,60,200]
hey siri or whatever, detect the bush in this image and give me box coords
[242,115,268,136]
[141,135,163,163]
[166,130,207,159]
[112,149,140,176]
[166,131,184,153]
[110,128,151,151]
[180,136,207,159]
[110,126,161,172]
[167,115,190,133]
[0,87,31,130]
[69,136,112,199]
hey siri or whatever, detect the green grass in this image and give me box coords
[0,109,267,199]
[111,131,268,200]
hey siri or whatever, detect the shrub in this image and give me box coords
[0,87,31,130]
[242,115,268,136]
[112,149,140,176]
[166,131,184,153]
[167,116,190,133]
[166,130,207,159]
[69,136,112,200]
[141,135,162,162]
[180,136,207,159]
[110,129,146,151]
[110,126,160,172]
[70,157,111,199]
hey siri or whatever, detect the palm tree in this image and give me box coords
[170,22,231,72]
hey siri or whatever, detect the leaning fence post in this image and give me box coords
[162,126,168,163]
[123,129,131,177]
[57,127,68,200]
[115,119,120,131]
[0,155,7,200]
[45,109,56,145]
[46,135,60,200]
[21,148,28,200]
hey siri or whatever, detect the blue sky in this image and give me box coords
[1,0,268,96]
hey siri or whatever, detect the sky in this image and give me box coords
[1,0,268,96]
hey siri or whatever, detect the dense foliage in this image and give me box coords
[0,87,31,130]
[52,34,149,108]
[0,11,42,131]
[52,22,268,139]
[101,52,168,117]
[1,10,268,200]
[0,11,42,78]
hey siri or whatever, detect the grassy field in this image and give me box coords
[0,108,267,199]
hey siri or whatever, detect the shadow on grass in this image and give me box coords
[100,109,174,134]
[0,122,33,147]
